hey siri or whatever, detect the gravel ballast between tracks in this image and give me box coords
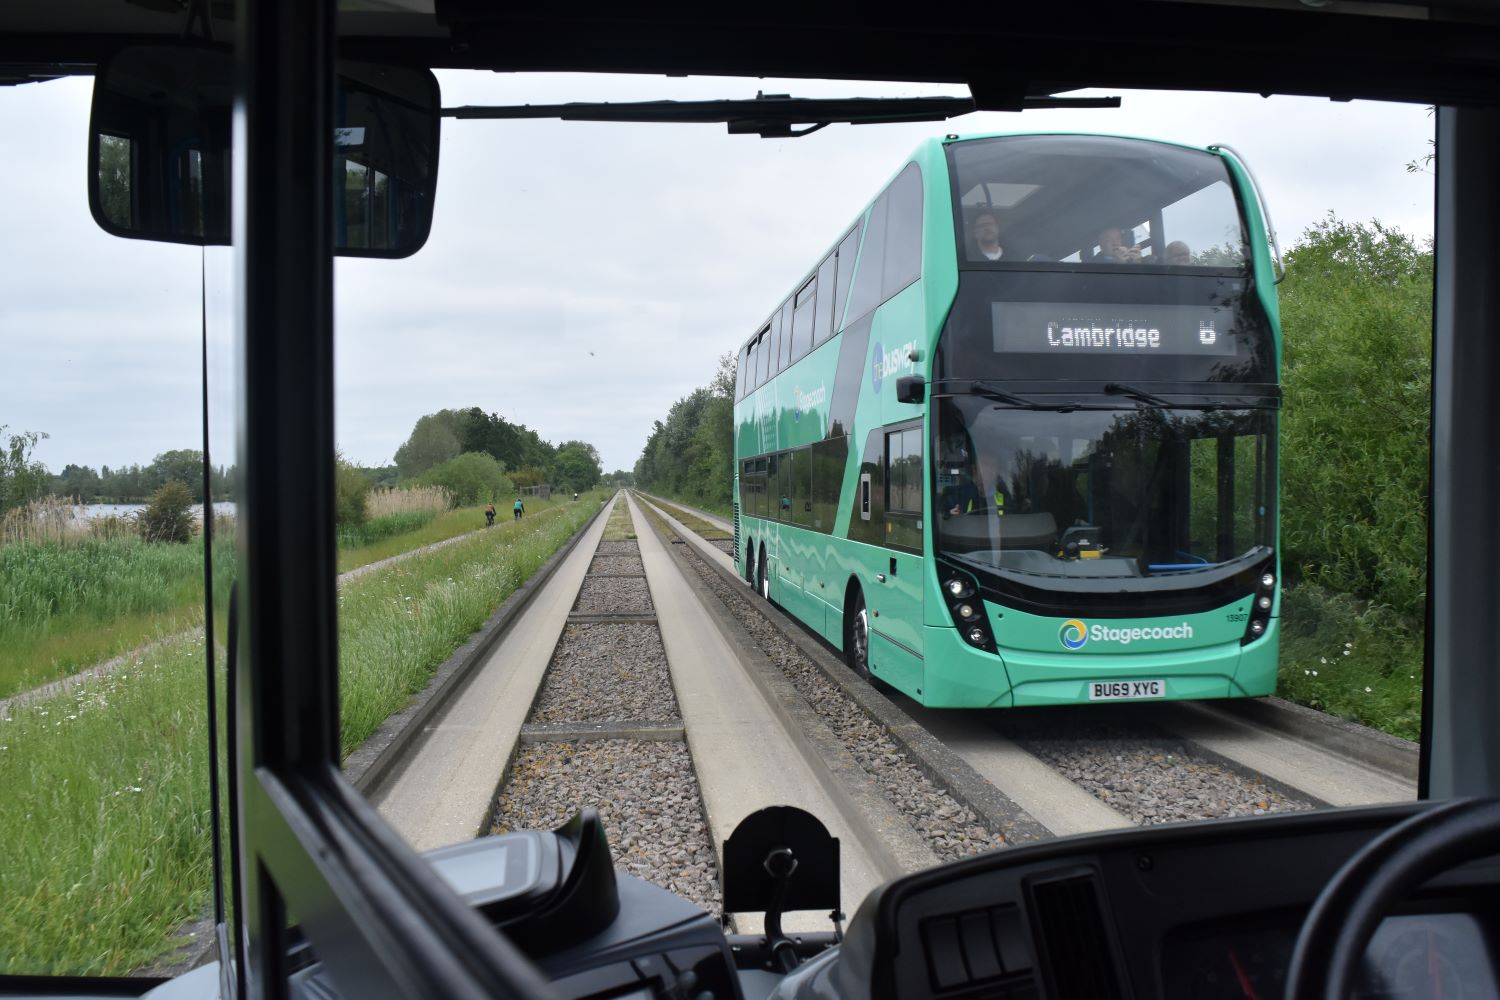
[572,576,655,616]
[531,622,678,723]
[491,740,721,914]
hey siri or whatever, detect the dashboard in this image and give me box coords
[808,802,1500,1000]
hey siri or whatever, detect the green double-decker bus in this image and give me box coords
[732,132,1282,708]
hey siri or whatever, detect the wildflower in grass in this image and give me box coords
[1320,657,1327,664]
[1312,670,1319,676]
[1364,686,1372,693]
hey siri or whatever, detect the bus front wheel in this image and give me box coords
[756,545,770,602]
[744,540,756,587]
[845,589,870,679]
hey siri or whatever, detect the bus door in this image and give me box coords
[869,423,925,689]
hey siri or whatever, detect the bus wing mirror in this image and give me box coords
[89,46,441,259]
[896,375,926,404]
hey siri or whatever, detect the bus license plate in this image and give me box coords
[1088,679,1165,701]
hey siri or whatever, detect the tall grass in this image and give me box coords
[2,495,97,547]
[0,495,604,975]
[0,537,236,697]
[1277,583,1423,741]
[366,485,451,519]
[0,633,214,974]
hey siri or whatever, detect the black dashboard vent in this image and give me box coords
[1029,871,1125,1000]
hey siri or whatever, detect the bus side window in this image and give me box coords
[845,194,889,324]
[791,276,817,361]
[779,299,795,369]
[736,346,747,399]
[831,226,860,333]
[812,253,837,347]
[881,163,923,298]
[755,326,770,386]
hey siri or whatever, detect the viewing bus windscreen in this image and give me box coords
[934,398,1276,585]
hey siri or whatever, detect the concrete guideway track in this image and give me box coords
[628,493,892,930]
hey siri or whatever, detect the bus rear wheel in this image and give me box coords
[744,540,756,586]
[756,546,770,602]
[845,589,870,679]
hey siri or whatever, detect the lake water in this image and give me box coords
[78,502,238,521]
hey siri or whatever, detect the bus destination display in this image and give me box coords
[992,302,1237,357]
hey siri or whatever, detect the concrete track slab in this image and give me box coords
[629,495,884,932]
[904,704,1134,837]
[371,496,618,851]
[1157,701,1417,807]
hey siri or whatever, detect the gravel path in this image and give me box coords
[666,529,1014,859]
[589,554,645,576]
[997,713,1315,825]
[491,740,720,914]
[595,540,642,556]
[573,576,654,615]
[531,623,678,723]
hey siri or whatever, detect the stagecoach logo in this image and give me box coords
[1059,619,1089,650]
[1059,618,1196,650]
[870,340,917,393]
[792,383,826,422]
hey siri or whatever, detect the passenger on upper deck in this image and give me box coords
[968,209,1005,261]
[1165,240,1194,266]
[1095,226,1142,264]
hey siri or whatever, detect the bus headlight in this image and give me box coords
[1261,572,1275,589]
[1257,595,1272,610]
[940,563,996,652]
[1242,560,1278,646]
[1249,620,1265,637]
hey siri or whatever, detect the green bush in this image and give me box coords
[417,451,514,507]
[334,454,371,531]
[137,481,194,544]
[1278,216,1431,620]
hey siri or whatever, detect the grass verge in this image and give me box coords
[640,494,731,541]
[335,496,568,574]
[0,493,603,975]
[602,494,636,541]
[1276,583,1422,742]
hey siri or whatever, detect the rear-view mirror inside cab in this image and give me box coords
[89,45,440,258]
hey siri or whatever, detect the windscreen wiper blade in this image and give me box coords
[970,380,1081,412]
[1104,382,1174,408]
[442,93,1121,138]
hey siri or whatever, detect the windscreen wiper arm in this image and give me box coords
[442,93,1121,138]
[971,380,1081,412]
[1104,382,1174,408]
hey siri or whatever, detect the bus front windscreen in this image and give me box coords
[934,395,1275,585]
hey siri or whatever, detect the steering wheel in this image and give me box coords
[1285,797,1500,1000]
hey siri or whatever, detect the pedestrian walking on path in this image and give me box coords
[513,497,524,520]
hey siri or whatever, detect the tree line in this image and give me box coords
[633,354,736,511]
[0,432,233,512]
[390,406,603,503]
[633,216,1433,621]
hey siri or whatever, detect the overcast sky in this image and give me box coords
[1,73,1433,478]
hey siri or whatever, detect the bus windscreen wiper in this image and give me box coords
[971,380,1081,412]
[1104,382,1173,408]
[1105,383,1230,411]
